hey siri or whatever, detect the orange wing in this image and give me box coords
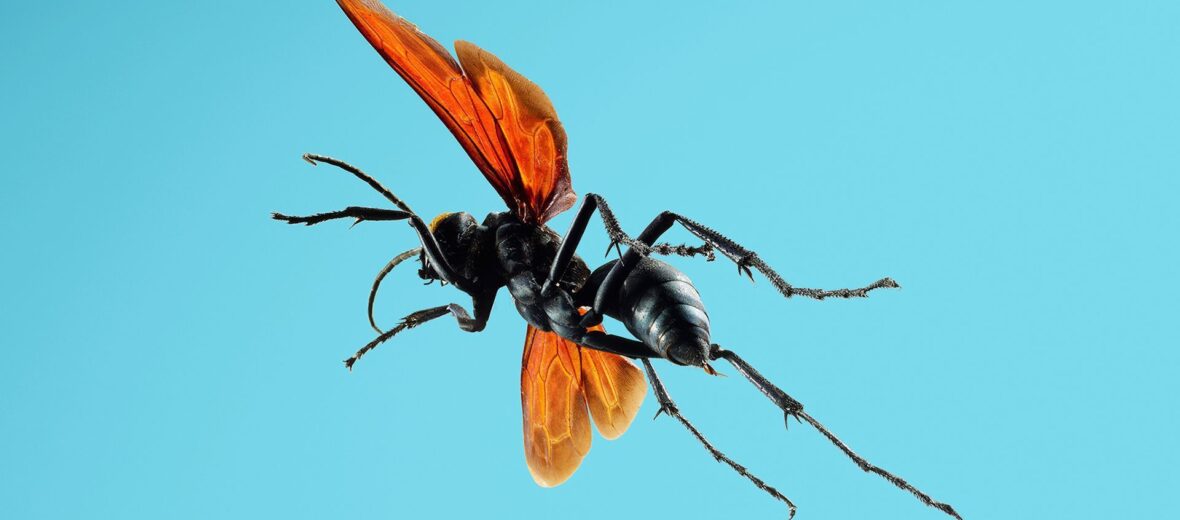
[580,347,646,440]
[521,325,591,487]
[455,42,575,224]
[336,0,575,224]
[521,324,646,487]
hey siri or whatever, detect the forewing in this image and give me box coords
[335,0,520,210]
[521,325,591,487]
[580,348,646,440]
[456,41,576,224]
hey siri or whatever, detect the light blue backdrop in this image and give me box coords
[2,1,1176,519]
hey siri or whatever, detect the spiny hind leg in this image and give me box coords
[583,210,897,324]
[586,194,714,260]
[708,345,962,520]
[640,359,798,518]
[543,194,713,297]
[661,214,898,300]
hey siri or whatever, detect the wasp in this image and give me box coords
[274,1,960,518]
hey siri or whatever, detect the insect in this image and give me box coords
[274,1,961,518]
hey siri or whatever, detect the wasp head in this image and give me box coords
[418,211,480,284]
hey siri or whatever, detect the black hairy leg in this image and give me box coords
[273,204,473,293]
[582,209,898,325]
[640,359,798,519]
[346,306,452,370]
[645,211,898,299]
[272,206,411,226]
[582,194,715,260]
[709,345,963,520]
[273,153,479,293]
[542,194,714,296]
[345,300,492,370]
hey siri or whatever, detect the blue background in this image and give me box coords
[2,1,1176,518]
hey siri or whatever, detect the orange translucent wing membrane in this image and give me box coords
[580,348,646,440]
[521,321,646,486]
[335,0,516,207]
[455,42,575,224]
[521,325,592,487]
[336,0,575,224]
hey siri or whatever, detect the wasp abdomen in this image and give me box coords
[586,257,712,366]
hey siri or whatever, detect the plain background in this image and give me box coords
[2,1,1177,518]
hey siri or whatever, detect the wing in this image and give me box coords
[335,0,517,210]
[579,348,646,440]
[455,42,575,224]
[521,321,647,486]
[336,0,575,224]
[521,325,591,487]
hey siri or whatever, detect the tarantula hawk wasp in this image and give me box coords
[273,1,961,518]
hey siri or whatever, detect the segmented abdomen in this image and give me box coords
[597,257,712,366]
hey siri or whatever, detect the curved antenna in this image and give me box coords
[368,247,423,333]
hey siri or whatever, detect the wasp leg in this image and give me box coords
[581,211,897,324]
[277,152,476,292]
[575,331,661,359]
[666,214,898,299]
[345,305,450,370]
[542,194,713,297]
[345,297,494,370]
[274,206,477,294]
[540,194,602,296]
[584,195,714,260]
[272,206,411,226]
[449,293,496,333]
[542,193,641,297]
[639,359,798,519]
[709,346,962,520]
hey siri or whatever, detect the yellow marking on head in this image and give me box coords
[430,212,455,232]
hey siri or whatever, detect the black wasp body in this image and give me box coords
[293,3,964,517]
[275,163,758,374]
[296,180,723,371]
[273,154,960,520]
[436,207,714,370]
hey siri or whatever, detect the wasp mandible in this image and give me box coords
[274,1,961,518]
